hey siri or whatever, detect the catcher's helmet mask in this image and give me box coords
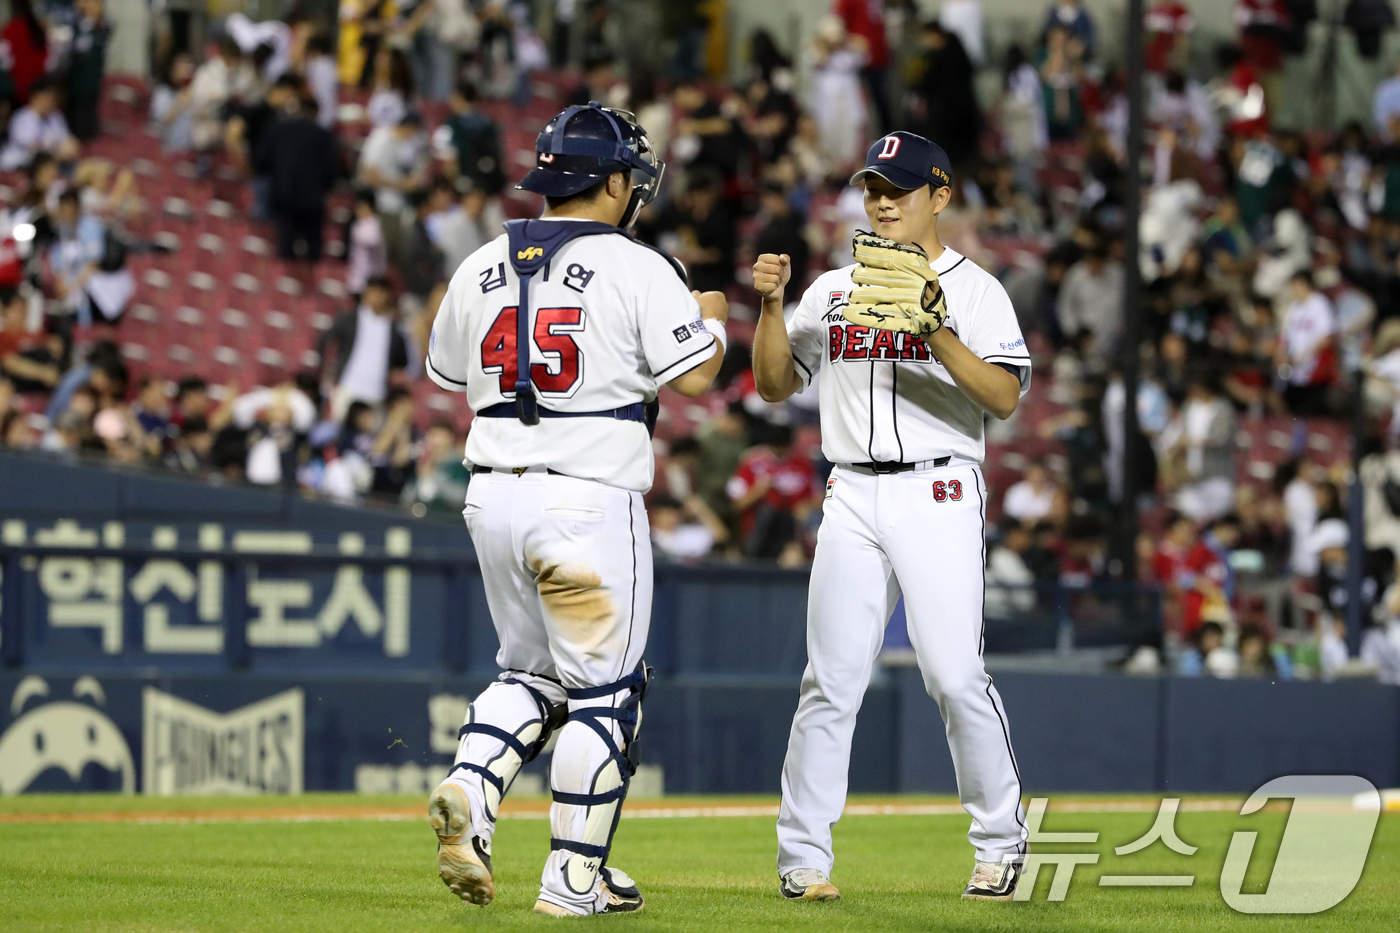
[517,102,665,229]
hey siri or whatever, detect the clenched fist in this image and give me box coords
[693,289,730,324]
[753,253,792,302]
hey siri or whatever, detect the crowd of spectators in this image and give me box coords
[3,1,1400,680]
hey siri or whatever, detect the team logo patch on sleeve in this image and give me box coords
[673,321,706,345]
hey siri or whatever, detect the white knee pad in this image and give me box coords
[547,664,651,896]
[449,672,568,824]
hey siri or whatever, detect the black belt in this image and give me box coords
[476,401,646,423]
[851,457,951,475]
[472,465,569,476]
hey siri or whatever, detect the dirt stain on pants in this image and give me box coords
[535,561,616,653]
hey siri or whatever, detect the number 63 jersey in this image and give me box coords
[426,226,716,492]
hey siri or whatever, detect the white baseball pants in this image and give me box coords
[777,462,1028,873]
[463,468,651,689]
[457,468,651,914]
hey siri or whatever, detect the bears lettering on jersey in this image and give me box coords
[827,325,943,364]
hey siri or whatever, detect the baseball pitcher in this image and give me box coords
[752,132,1031,901]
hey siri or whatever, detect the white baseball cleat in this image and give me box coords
[961,858,1021,901]
[533,867,645,917]
[780,868,841,901]
[428,783,495,906]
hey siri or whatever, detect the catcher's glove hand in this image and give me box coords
[844,232,948,337]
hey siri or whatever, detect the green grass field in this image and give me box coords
[2,794,1396,932]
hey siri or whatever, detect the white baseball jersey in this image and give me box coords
[426,223,716,491]
[786,247,1030,464]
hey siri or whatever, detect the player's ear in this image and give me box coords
[929,184,952,215]
[609,171,629,200]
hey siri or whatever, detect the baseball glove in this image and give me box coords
[844,232,948,337]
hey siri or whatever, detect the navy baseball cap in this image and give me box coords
[849,132,952,190]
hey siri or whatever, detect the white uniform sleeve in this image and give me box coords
[786,282,827,389]
[425,275,473,393]
[962,277,1032,396]
[637,258,717,384]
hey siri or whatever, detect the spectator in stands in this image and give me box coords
[164,415,213,474]
[189,36,256,155]
[1234,483,1288,572]
[1039,24,1088,142]
[1057,239,1124,370]
[807,17,868,173]
[1169,370,1237,523]
[1234,0,1291,117]
[367,46,414,130]
[0,289,59,394]
[2,0,48,106]
[130,375,173,458]
[230,74,303,221]
[1374,56,1400,143]
[227,380,319,487]
[649,493,727,563]
[985,518,1037,617]
[1,78,79,171]
[399,189,446,309]
[1003,460,1060,525]
[1,406,36,449]
[359,111,430,263]
[173,376,211,429]
[1144,0,1193,76]
[430,181,504,277]
[695,401,749,532]
[225,11,293,82]
[1278,269,1337,416]
[670,81,739,178]
[404,418,470,514]
[832,0,892,134]
[754,182,810,294]
[256,92,338,261]
[346,190,387,299]
[1305,481,1349,580]
[150,52,197,153]
[437,81,506,196]
[651,168,736,294]
[1000,44,1047,197]
[63,0,111,141]
[726,423,820,564]
[364,387,417,498]
[1364,572,1400,682]
[1043,0,1096,58]
[45,189,107,323]
[1236,623,1278,678]
[319,276,409,416]
[303,33,339,130]
[908,21,981,171]
[1178,620,1239,677]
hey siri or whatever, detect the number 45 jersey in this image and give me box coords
[426,223,715,492]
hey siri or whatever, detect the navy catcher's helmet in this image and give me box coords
[517,102,665,228]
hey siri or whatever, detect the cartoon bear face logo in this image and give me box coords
[0,676,134,795]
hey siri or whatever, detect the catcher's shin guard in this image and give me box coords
[546,663,652,898]
[448,673,568,829]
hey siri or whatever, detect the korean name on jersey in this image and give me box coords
[786,248,1031,466]
[426,228,715,492]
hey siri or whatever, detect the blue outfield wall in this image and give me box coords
[1,451,1398,796]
